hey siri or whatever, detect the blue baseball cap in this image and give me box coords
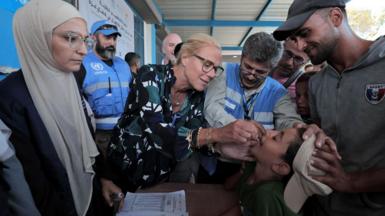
[90,20,121,36]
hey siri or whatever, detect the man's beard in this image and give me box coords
[95,41,116,59]
[306,37,337,65]
[309,43,334,65]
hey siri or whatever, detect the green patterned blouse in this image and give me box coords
[107,64,214,191]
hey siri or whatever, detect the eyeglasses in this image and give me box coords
[239,61,269,75]
[192,54,224,75]
[282,50,306,65]
[56,32,94,50]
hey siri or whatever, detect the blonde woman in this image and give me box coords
[102,34,265,205]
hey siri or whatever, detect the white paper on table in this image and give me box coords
[117,190,188,216]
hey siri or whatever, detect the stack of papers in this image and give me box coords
[117,190,188,216]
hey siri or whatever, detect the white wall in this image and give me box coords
[78,0,135,58]
[143,22,155,64]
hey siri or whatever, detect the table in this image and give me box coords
[140,183,239,216]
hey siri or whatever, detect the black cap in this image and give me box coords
[273,0,347,41]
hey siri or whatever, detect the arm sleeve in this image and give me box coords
[123,65,179,150]
[2,144,41,216]
[0,166,11,216]
[273,94,303,130]
[0,98,74,215]
[204,71,237,128]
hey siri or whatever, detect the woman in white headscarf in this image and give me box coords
[0,0,102,215]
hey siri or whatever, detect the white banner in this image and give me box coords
[79,0,135,58]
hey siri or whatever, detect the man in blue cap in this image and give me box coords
[273,0,385,215]
[78,20,132,154]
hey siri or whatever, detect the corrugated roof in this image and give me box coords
[156,0,293,59]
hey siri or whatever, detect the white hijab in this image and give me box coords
[13,0,99,215]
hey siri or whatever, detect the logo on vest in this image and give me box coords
[365,84,385,104]
[91,62,104,71]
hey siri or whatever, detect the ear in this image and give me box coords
[329,7,343,27]
[180,54,189,67]
[271,162,291,176]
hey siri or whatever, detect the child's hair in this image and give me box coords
[296,71,317,84]
[281,127,306,185]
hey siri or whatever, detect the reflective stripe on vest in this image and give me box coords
[84,81,130,95]
[95,116,120,130]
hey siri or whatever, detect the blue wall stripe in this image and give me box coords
[222,46,242,51]
[238,0,273,46]
[164,19,282,27]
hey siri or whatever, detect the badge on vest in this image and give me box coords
[91,62,104,71]
[365,84,385,104]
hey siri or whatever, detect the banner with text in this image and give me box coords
[79,0,135,58]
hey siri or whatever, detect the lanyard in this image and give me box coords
[242,92,258,120]
[239,66,259,120]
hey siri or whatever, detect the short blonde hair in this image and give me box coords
[176,33,221,65]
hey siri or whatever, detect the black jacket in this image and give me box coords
[0,71,110,216]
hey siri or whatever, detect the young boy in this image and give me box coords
[225,127,305,216]
[295,72,316,124]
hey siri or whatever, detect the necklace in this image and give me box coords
[171,90,186,107]
[172,94,184,106]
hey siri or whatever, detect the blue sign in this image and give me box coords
[0,0,29,69]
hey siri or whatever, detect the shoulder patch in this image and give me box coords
[365,84,385,104]
[90,62,103,71]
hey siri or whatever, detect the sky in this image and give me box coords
[347,0,385,13]
[346,0,385,39]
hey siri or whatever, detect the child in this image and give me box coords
[295,72,316,124]
[225,127,305,216]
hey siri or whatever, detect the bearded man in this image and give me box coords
[78,20,132,154]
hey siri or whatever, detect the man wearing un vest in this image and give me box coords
[203,32,302,182]
[80,20,132,154]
